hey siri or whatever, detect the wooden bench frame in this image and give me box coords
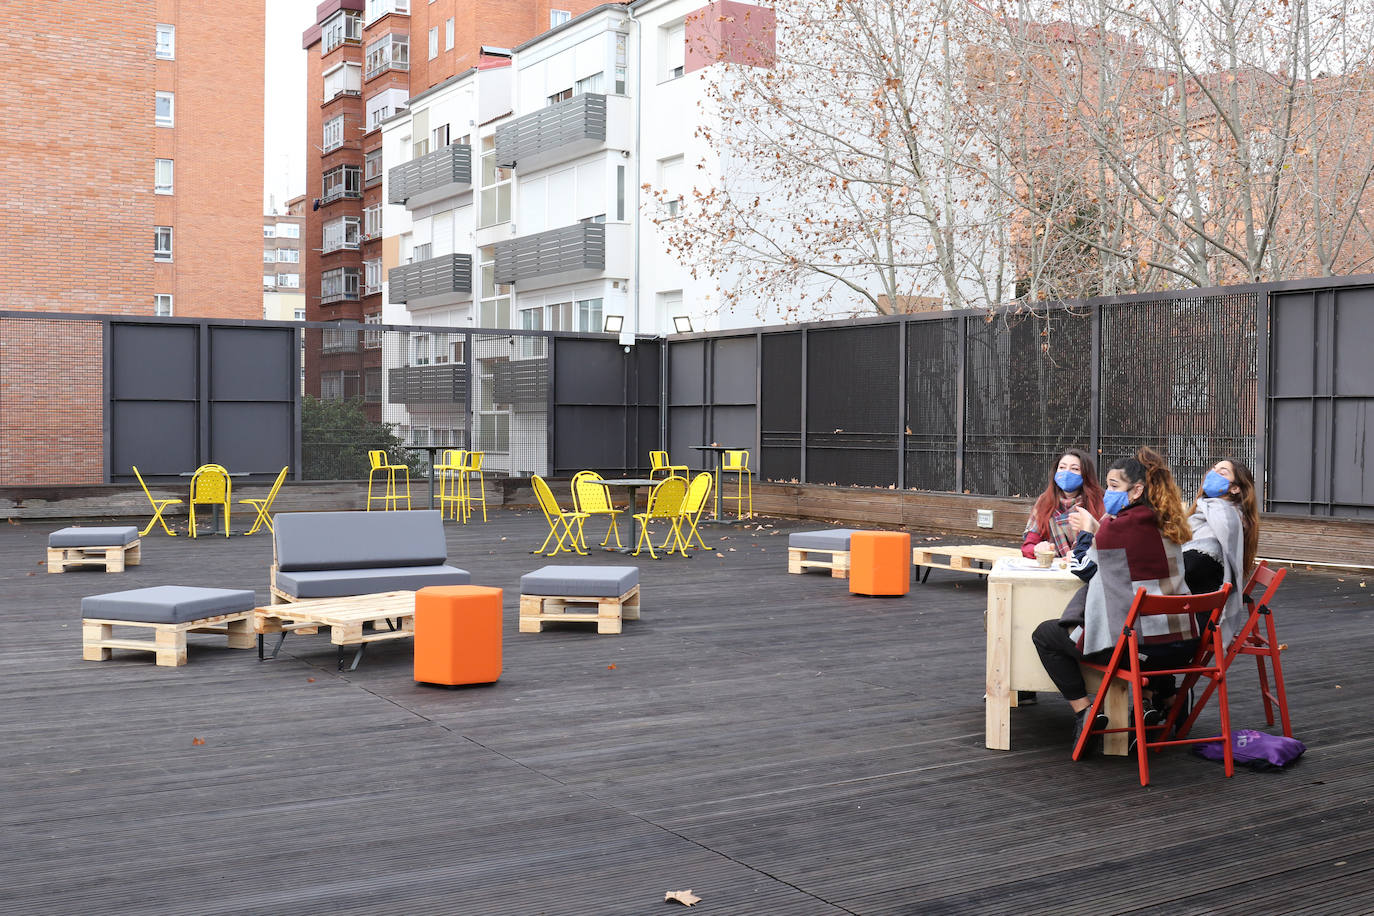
[49,539,141,574]
[519,584,640,635]
[913,545,1021,583]
[82,610,254,667]
[788,546,850,579]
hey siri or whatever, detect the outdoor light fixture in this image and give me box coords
[603,314,624,334]
[673,315,694,334]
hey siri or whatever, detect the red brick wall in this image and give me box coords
[0,318,104,485]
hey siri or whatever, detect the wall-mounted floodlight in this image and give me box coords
[673,315,694,334]
[603,314,624,334]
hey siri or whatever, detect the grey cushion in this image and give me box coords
[273,510,448,571]
[788,529,860,551]
[521,565,639,598]
[275,564,470,599]
[50,526,139,548]
[82,586,256,624]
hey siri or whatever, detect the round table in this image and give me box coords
[587,478,660,553]
[689,445,751,521]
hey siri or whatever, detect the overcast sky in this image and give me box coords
[263,0,316,214]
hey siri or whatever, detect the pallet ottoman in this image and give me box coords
[519,566,640,635]
[48,526,141,574]
[82,585,257,667]
[787,529,860,579]
[414,585,503,686]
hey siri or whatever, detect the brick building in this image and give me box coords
[0,4,264,318]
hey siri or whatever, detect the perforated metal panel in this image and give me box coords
[806,325,899,487]
[760,332,802,481]
[905,319,959,491]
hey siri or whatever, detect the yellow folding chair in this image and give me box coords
[718,449,754,519]
[532,475,588,556]
[674,471,714,554]
[239,466,289,535]
[572,470,623,550]
[367,449,411,510]
[132,465,182,537]
[649,450,689,480]
[189,464,231,538]
[633,476,688,559]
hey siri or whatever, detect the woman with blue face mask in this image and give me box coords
[1021,449,1105,559]
[1182,459,1259,648]
[1031,446,1196,751]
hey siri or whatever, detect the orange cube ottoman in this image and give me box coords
[414,585,503,686]
[849,531,911,597]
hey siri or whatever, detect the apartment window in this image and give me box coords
[294,308,306,321]
[615,33,628,94]
[321,267,360,303]
[616,165,625,221]
[323,62,362,101]
[580,213,607,224]
[322,216,361,253]
[412,242,433,261]
[264,274,278,288]
[322,164,362,203]
[365,33,409,79]
[263,225,277,238]
[575,72,603,95]
[154,226,173,261]
[547,87,573,105]
[412,333,432,365]
[364,313,383,349]
[413,137,429,158]
[576,297,604,332]
[479,137,511,228]
[659,155,685,217]
[155,92,174,127]
[364,204,382,239]
[477,247,511,327]
[663,22,685,80]
[155,24,175,60]
[154,294,173,316]
[364,258,383,295]
[432,124,449,148]
[277,248,300,263]
[365,148,384,184]
[323,115,345,152]
[277,223,300,239]
[155,159,173,194]
[321,10,363,53]
[278,274,300,288]
[550,9,571,27]
[428,27,438,59]
[367,88,408,130]
[445,17,454,50]
[365,0,410,27]
[264,248,276,263]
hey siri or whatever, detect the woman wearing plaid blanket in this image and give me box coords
[1020,449,1106,559]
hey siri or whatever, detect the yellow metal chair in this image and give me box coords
[189,463,231,538]
[674,471,714,554]
[460,451,487,522]
[571,470,623,550]
[649,450,689,480]
[532,475,588,556]
[435,449,467,520]
[239,466,289,535]
[132,465,183,537]
[367,449,411,511]
[633,476,688,559]
[718,449,754,519]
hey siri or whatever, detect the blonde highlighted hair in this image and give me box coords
[1110,446,1192,545]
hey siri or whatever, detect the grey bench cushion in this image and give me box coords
[788,529,860,551]
[275,564,470,599]
[274,510,448,571]
[521,565,639,598]
[82,586,256,624]
[50,526,139,548]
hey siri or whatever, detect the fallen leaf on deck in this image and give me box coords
[728,547,736,551]
[1278,643,1288,650]
[716,553,725,558]
[306,677,315,683]
[191,738,206,746]
[607,664,616,670]
[665,890,701,906]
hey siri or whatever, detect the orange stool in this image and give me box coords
[849,531,911,597]
[414,585,503,686]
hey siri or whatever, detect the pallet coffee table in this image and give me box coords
[254,591,416,671]
[912,544,1022,583]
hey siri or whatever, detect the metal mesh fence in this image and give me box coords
[760,331,802,481]
[905,319,960,491]
[806,325,901,487]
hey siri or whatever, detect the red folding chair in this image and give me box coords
[1073,585,1234,786]
[1174,561,1291,739]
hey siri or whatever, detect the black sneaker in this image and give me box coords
[1072,708,1109,755]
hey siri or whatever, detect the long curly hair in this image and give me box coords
[1029,448,1105,535]
[1111,446,1192,545]
[1191,458,1260,570]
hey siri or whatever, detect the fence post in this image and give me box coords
[897,319,907,490]
[800,328,809,484]
[1090,304,1101,467]
[954,316,966,494]
[1254,290,1270,510]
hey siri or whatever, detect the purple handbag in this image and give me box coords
[1193,729,1307,769]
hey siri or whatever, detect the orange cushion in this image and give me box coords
[849,531,911,597]
[414,585,503,686]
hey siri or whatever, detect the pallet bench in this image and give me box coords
[519,566,640,635]
[81,586,257,667]
[912,544,1023,583]
[48,527,141,574]
[787,529,860,579]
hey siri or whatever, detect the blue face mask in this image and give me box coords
[1102,488,1131,516]
[1054,470,1084,492]
[1201,470,1232,499]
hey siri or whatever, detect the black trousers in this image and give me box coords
[1032,611,1200,702]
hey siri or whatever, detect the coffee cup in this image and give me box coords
[1034,542,1055,568]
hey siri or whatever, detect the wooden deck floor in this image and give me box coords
[2,510,1371,915]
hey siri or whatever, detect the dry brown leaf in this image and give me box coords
[665,890,701,906]
[607,664,616,670]
[306,677,315,683]
[191,737,206,746]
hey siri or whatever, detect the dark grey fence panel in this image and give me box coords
[109,323,199,480]
[760,331,802,481]
[551,338,656,475]
[806,325,900,487]
[905,318,960,491]
[207,326,296,473]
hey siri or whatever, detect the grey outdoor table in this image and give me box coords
[689,445,750,521]
[587,478,659,553]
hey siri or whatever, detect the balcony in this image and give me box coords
[493,223,606,288]
[388,253,473,304]
[387,363,466,404]
[491,357,549,411]
[388,144,472,208]
[494,93,622,173]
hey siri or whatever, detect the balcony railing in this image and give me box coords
[388,363,467,404]
[320,289,360,305]
[388,144,473,206]
[493,223,604,286]
[321,329,360,354]
[494,93,607,171]
[388,253,473,303]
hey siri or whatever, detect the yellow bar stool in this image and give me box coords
[719,449,753,519]
[367,449,411,510]
[436,449,466,520]
[649,450,688,480]
[460,450,487,522]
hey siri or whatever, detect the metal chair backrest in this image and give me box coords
[190,464,230,503]
[132,465,159,501]
[368,450,387,471]
[646,476,687,519]
[649,451,671,472]
[261,465,289,505]
[531,475,565,521]
[464,451,484,472]
[682,472,713,516]
[723,450,750,471]
[572,471,611,513]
